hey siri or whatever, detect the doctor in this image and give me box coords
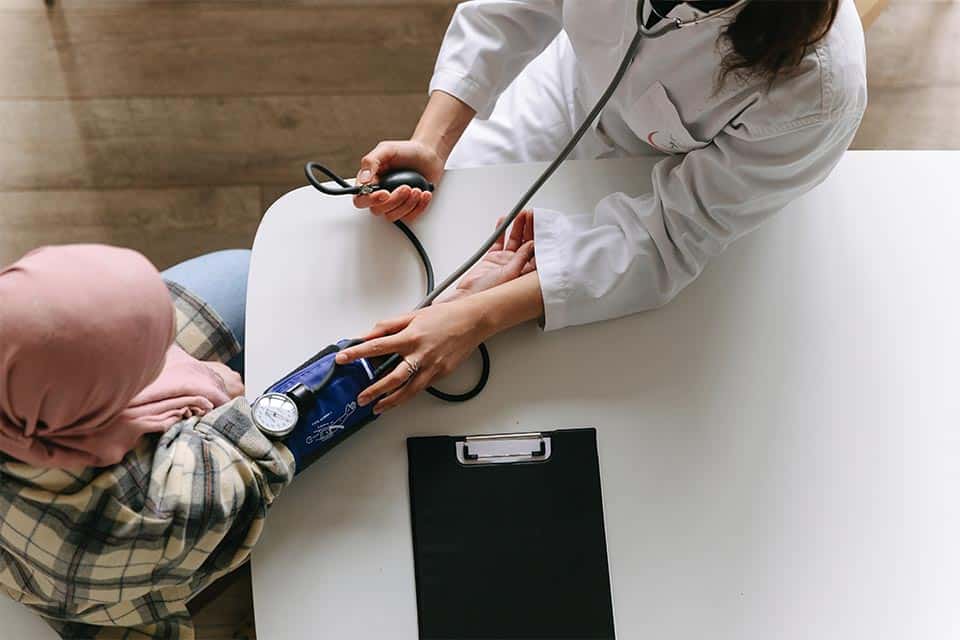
[335,0,868,413]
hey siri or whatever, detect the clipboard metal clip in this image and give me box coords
[456,432,552,466]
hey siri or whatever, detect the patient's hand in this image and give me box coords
[437,210,536,303]
[204,361,245,398]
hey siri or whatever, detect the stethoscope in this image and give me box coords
[251,0,752,439]
[642,0,751,34]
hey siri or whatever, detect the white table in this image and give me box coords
[247,151,960,639]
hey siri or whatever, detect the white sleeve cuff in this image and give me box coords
[429,67,499,120]
[533,207,591,332]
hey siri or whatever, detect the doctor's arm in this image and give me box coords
[353,0,564,221]
[337,112,865,411]
[534,113,865,330]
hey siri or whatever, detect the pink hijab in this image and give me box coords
[0,245,239,469]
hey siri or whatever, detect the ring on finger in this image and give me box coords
[402,357,421,379]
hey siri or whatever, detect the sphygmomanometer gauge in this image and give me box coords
[252,392,300,439]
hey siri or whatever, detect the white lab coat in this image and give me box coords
[433,0,867,330]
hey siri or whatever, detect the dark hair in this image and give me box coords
[721,0,841,84]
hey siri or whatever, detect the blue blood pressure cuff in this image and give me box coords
[260,340,379,473]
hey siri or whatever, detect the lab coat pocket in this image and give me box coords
[626,81,708,155]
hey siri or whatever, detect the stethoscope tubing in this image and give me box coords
[416,0,751,310]
[305,162,364,196]
[301,161,491,402]
[296,0,749,406]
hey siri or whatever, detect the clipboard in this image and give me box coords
[407,428,616,639]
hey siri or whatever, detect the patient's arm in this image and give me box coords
[437,210,536,303]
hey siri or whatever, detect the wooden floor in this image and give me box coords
[854,0,960,150]
[0,1,956,638]
[0,0,456,270]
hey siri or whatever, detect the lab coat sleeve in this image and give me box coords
[429,0,564,119]
[534,113,864,331]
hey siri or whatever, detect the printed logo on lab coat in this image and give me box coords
[646,130,682,155]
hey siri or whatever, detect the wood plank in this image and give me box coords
[0,93,427,190]
[261,183,302,212]
[190,564,257,640]
[856,0,890,28]
[851,86,960,150]
[1,4,455,98]
[0,185,261,269]
[1,0,454,7]
[864,1,960,87]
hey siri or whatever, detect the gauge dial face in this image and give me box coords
[252,393,299,438]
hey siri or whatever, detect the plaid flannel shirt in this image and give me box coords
[0,282,295,639]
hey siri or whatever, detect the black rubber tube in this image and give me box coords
[304,161,489,402]
[378,219,491,402]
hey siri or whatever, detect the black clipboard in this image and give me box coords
[407,428,616,640]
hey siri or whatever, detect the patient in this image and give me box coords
[0,223,533,638]
[0,245,293,639]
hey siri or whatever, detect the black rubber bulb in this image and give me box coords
[377,169,435,193]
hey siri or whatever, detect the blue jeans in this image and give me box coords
[162,250,250,375]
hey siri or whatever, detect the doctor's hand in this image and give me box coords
[352,91,477,222]
[338,268,545,414]
[335,298,488,414]
[436,210,536,303]
[352,140,444,222]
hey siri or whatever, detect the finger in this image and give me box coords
[370,186,412,217]
[386,188,422,222]
[503,241,535,279]
[369,188,407,216]
[356,157,379,187]
[336,333,411,364]
[511,209,533,245]
[356,142,398,186]
[512,209,535,248]
[521,209,535,242]
[506,214,527,252]
[361,313,416,340]
[357,189,391,213]
[358,361,416,407]
[405,191,433,223]
[490,216,507,252]
[374,367,433,414]
[353,190,379,209]
[521,258,537,275]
